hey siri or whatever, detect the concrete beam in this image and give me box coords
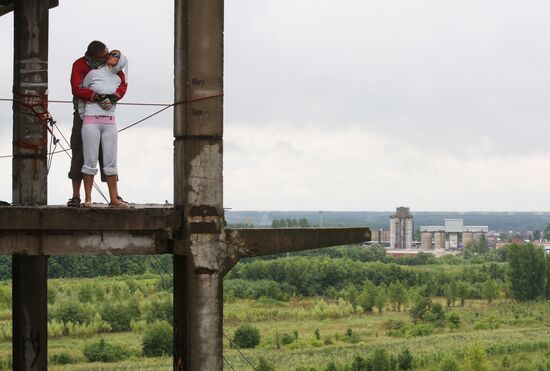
[225,227,371,262]
[0,206,182,232]
[0,231,171,256]
[0,0,57,17]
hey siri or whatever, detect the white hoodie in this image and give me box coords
[79,53,128,118]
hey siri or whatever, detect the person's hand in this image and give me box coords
[98,97,112,110]
[105,94,118,104]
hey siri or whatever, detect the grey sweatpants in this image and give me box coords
[81,123,118,176]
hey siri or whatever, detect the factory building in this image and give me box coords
[419,219,488,249]
[389,207,414,249]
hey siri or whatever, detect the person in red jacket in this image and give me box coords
[67,40,128,207]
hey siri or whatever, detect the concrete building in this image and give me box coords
[389,207,414,249]
[419,219,488,249]
[370,229,391,244]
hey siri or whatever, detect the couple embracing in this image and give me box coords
[68,40,129,208]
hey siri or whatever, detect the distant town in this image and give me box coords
[226,207,550,257]
[367,206,550,257]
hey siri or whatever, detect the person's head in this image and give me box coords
[85,40,109,63]
[106,50,121,67]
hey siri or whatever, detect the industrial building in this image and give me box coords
[419,219,488,249]
[389,207,414,249]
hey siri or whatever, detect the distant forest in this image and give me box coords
[226,211,550,232]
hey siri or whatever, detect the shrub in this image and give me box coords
[501,356,511,370]
[51,299,94,324]
[233,324,261,349]
[144,293,173,324]
[438,353,460,371]
[83,338,128,362]
[257,357,275,371]
[325,362,338,371]
[370,348,391,370]
[397,348,413,370]
[474,316,499,330]
[410,297,432,322]
[99,301,135,332]
[78,283,94,303]
[49,352,76,365]
[465,341,488,371]
[447,312,461,330]
[408,323,433,337]
[142,321,172,357]
[350,355,369,371]
[383,319,406,330]
[279,332,296,346]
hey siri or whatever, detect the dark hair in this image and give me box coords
[86,40,107,58]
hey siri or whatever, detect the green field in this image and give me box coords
[0,278,547,369]
[0,245,546,370]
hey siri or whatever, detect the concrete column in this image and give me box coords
[12,0,50,369]
[463,232,474,246]
[173,0,225,369]
[449,233,458,248]
[420,232,432,250]
[433,231,445,250]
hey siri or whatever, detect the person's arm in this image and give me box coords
[70,59,97,101]
[114,70,128,101]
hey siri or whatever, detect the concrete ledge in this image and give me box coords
[225,227,371,258]
[0,231,171,256]
[0,205,182,231]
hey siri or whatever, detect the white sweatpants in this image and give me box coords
[81,122,118,176]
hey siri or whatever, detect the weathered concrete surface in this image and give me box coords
[225,227,371,271]
[173,0,225,369]
[0,0,57,17]
[13,256,47,370]
[0,231,171,256]
[12,0,50,369]
[0,206,182,231]
[0,206,179,255]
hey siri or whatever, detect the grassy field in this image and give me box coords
[0,288,547,370]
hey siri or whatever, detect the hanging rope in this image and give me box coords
[224,333,258,370]
[0,93,223,159]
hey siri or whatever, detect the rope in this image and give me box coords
[224,355,236,371]
[0,94,223,108]
[50,121,110,203]
[0,97,171,107]
[0,93,224,159]
[117,104,172,133]
[141,254,258,371]
[223,333,258,370]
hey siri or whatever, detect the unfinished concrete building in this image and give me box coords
[420,219,488,249]
[389,207,413,249]
[0,1,370,370]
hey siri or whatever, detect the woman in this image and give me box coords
[80,50,128,208]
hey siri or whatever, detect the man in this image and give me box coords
[68,40,127,207]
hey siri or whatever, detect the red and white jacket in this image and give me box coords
[70,56,127,102]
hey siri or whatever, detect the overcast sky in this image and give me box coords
[2,0,550,211]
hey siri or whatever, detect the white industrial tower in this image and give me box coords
[389,207,414,249]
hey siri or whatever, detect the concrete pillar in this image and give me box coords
[420,232,432,249]
[173,0,225,369]
[433,231,445,250]
[12,1,49,369]
[463,232,474,246]
[449,233,458,248]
